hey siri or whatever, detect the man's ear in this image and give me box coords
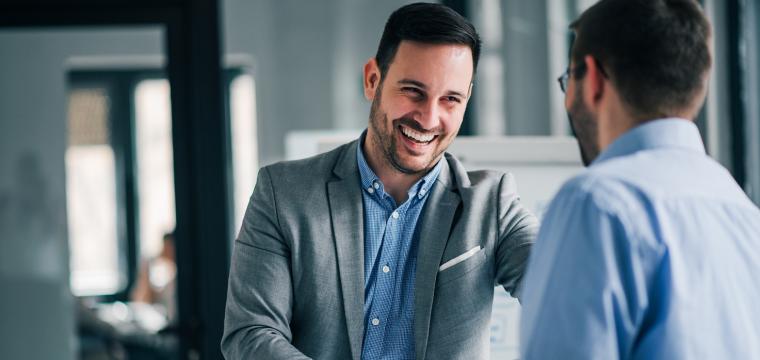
[583,55,605,109]
[363,58,381,100]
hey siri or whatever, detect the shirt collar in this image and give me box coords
[593,118,706,165]
[356,130,443,201]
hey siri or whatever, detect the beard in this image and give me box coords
[567,85,600,167]
[367,87,446,175]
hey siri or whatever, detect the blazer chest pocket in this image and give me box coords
[436,246,487,287]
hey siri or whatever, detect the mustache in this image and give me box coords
[393,116,442,135]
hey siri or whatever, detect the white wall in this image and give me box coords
[0,27,163,360]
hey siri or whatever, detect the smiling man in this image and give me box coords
[221,3,538,360]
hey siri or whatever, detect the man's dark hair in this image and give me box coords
[570,0,712,119]
[375,2,481,80]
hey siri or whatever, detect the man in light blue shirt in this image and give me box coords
[520,0,760,358]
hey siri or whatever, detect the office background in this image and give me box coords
[0,0,758,359]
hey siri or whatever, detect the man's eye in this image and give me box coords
[402,87,423,97]
[444,96,461,103]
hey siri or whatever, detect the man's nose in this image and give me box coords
[416,99,441,130]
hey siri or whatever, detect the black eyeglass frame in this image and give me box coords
[557,57,608,93]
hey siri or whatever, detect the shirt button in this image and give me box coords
[373,182,380,189]
[391,211,399,219]
[367,187,375,194]
[372,318,380,326]
[382,265,390,273]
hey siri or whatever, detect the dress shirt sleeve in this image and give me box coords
[221,167,311,360]
[519,179,663,359]
[495,172,540,301]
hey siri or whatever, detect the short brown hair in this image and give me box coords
[375,2,481,79]
[570,0,712,119]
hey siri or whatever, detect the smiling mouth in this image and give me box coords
[399,124,437,144]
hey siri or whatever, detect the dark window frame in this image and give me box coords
[68,67,246,303]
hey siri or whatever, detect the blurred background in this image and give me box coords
[0,0,758,359]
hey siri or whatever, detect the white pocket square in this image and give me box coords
[439,246,482,272]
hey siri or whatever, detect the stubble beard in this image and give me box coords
[368,88,443,175]
[568,86,600,167]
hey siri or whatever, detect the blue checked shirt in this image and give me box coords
[357,135,442,360]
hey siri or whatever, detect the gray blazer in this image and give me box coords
[222,140,538,359]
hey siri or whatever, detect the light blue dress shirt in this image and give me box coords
[520,119,760,359]
[356,134,442,360]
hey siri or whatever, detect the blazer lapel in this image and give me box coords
[414,158,460,359]
[327,141,365,360]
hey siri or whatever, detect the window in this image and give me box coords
[467,0,587,136]
[134,79,176,260]
[66,86,123,296]
[229,72,259,234]
[66,68,258,297]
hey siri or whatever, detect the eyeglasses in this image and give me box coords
[557,63,587,93]
[557,59,607,93]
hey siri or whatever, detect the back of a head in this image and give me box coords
[571,0,712,120]
[375,2,481,79]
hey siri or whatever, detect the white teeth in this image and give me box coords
[401,126,434,143]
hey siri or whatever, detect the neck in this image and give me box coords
[597,95,638,152]
[363,133,426,204]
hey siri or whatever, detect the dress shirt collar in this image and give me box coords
[593,118,706,165]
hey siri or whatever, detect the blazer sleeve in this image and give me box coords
[494,172,539,302]
[221,166,311,360]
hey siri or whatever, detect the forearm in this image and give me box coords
[495,173,539,300]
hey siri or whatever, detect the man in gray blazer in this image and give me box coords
[222,3,538,359]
